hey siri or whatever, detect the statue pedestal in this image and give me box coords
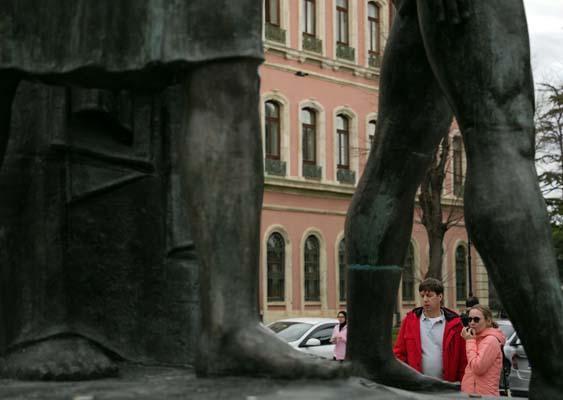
[0,364,476,400]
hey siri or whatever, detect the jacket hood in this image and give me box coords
[478,327,506,345]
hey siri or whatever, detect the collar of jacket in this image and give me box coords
[413,306,460,322]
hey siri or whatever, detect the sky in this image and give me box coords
[524,0,563,85]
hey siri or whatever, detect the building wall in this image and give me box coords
[259,0,489,324]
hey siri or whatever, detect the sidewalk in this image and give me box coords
[0,364,499,400]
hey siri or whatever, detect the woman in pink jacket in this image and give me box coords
[330,311,347,361]
[460,305,506,396]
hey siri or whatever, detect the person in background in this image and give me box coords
[461,295,480,327]
[393,278,466,383]
[331,311,347,361]
[461,305,506,397]
[466,296,480,310]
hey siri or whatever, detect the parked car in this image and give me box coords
[503,332,530,397]
[496,319,515,395]
[267,317,338,359]
[496,319,515,342]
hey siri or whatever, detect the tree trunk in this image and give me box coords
[418,134,450,281]
[427,227,446,280]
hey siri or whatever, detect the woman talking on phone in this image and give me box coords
[460,305,506,396]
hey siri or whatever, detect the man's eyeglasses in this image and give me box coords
[467,317,481,323]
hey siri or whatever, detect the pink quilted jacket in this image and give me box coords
[461,327,506,396]
[331,324,347,360]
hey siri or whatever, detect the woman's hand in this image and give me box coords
[461,326,475,340]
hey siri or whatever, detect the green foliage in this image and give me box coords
[552,223,563,256]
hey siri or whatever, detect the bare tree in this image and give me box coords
[416,127,465,280]
[536,84,563,208]
[535,83,563,257]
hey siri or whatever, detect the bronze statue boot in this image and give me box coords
[195,323,350,379]
[0,334,118,380]
[347,265,459,392]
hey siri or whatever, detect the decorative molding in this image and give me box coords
[303,164,322,180]
[337,44,356,62]
[263,204,347,217]
[337,168,356,185]
[369,54,382,68]
[264,175,355,198]
[263,61,378,91]
[265,159,287,177]
[266,23,287,44]
[302,33,323,54]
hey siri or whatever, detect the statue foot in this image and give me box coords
[354,357,459,392]
[196,323,350,379]
[0,335,118,380]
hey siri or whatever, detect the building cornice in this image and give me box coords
[265,176,466,210]
[265,176,355,199]
[264,42,379,91]
[263,203,348,217]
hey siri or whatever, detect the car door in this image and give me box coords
[298,323,337,359]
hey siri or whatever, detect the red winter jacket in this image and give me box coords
[393,307,467,382]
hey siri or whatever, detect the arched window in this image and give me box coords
[402,242,415,301]
[336,115,350,169]
[302,0,316,36]
[304,235,320,301]
[338,239,346,302]
[453,136,463,197]
[368,119,377,149]
[456,245,468,301]
[302,108,317,165]
[336,0,349,45]
[267,233,285,301]
[265,0,280,26]
[265,101,281,160]
[368,2,381,55]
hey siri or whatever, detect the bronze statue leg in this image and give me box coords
[179,59,347,379]
[345,10,457,391]
[418,1,563,398]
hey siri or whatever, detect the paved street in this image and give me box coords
[0,364,507,400]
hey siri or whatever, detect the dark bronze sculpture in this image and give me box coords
[346,1,563,398]
[0,2,343,380]
[0,82,200,379]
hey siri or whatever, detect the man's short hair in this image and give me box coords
[418,278,444,295]
[465,296,479,308]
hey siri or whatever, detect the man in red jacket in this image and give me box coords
[394,278,467,383]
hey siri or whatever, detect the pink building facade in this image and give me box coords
[258,0,491,324]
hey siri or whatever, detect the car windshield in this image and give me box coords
[268,322,313,342]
